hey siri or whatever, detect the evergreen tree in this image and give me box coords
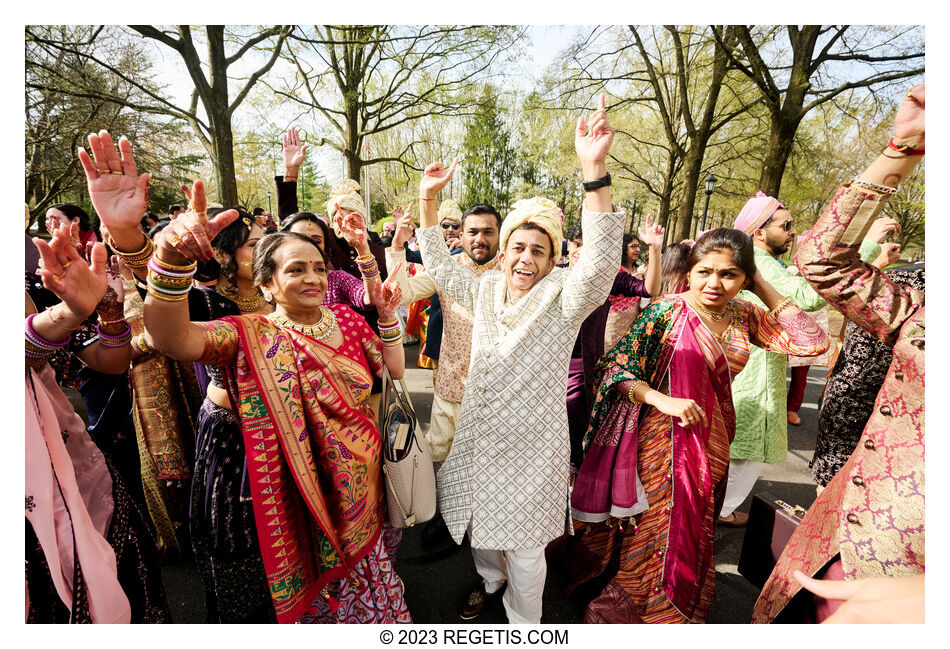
[462,86,517,211]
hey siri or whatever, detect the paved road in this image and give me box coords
[155,342,827,624]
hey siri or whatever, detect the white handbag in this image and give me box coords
[377,366,436,528]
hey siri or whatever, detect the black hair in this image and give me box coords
[509,222,555,259]
[461,204,502,229]
[49,203,93,232]
[622,232,641,266]
[252,232,327,288]
[281,212,336,270]
[660,242,692,294]
[147,219,169,240]
[566,221,583,244]
[169,205,182,214]
[685,228,756,290]
[252,207,265,216]
[209,206,254,287]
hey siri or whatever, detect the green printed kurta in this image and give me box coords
[730,240,880,463]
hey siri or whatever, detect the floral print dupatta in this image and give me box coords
[223,311,385,623]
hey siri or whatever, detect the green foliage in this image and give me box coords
[461,86,517,211]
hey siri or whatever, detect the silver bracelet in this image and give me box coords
[851,177,899,195]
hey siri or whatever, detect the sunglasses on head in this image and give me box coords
[441,222,459,229]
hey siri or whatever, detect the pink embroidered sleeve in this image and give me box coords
[747,302,829,357]
[795,184,923,346]
[335,305,383,375]
[195,320,239,366]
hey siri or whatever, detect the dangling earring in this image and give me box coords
[261,287,272,302]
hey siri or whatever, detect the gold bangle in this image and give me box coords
[151,257,198,273]
[627,380,648,404]
[105,234,155,271]
[146,287,190,302]
[768,296,793,318]
[98,317,127,326]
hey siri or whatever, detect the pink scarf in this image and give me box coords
[25,364,130,623]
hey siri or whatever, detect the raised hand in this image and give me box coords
[391,202,416,249]
[78,130,151,238]
[282,126,310,175]
[893,84,924,145]
[637,213,665,247]
[374,261,404,319]
[575,93,615,171]
[157,180,239,263]
[34,221,109,319]
[419,159,458,199]
[334,205,369,253]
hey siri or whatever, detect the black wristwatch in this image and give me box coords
[582,172,611,192]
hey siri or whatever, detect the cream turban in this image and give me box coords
[326,179,366,221]
[499,197,564,257]
[437,199,463,224]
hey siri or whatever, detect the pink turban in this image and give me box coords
[734,191,784,235]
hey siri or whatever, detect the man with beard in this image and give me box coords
[720,193,890,527]
[385,202,503,542]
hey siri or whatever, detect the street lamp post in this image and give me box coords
[267,190,272,217]
[701,173,717,232]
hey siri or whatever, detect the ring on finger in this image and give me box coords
[61,260,71,269]
[54,272,65,280]
[169,234,183,247]
[97,168,112,174]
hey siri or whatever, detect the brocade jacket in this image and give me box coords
[752,183,925,623]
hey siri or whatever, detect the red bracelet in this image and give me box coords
[419,197,434,201]
[888,137,925,156]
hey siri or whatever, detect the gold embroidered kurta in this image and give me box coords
[752,183,925,623]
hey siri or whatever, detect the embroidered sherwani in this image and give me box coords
[752,183,924,623]
[731,241,880,463]
[419,208,624,550]
[385,247,500,461]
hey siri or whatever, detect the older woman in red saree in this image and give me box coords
[569,228,829,623]
[100,171,412,623]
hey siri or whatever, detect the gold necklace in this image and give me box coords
[687,295,729,322]
[217,283,269,314]
[269,309,337,341]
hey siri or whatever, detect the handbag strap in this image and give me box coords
[381,365,416,412]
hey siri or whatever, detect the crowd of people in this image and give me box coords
[25,86,925,624]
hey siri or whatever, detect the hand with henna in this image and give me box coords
[373,261,404,322]
[156,180,239,265]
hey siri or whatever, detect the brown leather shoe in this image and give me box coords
[459,583,503,620]
[718,511,749,527]
[787,411,802,426]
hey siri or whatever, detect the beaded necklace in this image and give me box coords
[269,308,337,341]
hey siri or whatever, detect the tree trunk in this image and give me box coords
[673,147,706,241]
[205,27,238,206]
[758,112,802,197]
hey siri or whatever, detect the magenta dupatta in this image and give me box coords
[571,297,735,618]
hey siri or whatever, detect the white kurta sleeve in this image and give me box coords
[560,207,625,323]
[418,225,479,313]
[384,246,439,306]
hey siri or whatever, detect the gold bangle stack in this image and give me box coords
[768,296,794,318]
[627,380,648,404]
[105,234,155,272]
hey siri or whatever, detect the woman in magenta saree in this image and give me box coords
[570,229,828,623]
[135,179,411,624]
